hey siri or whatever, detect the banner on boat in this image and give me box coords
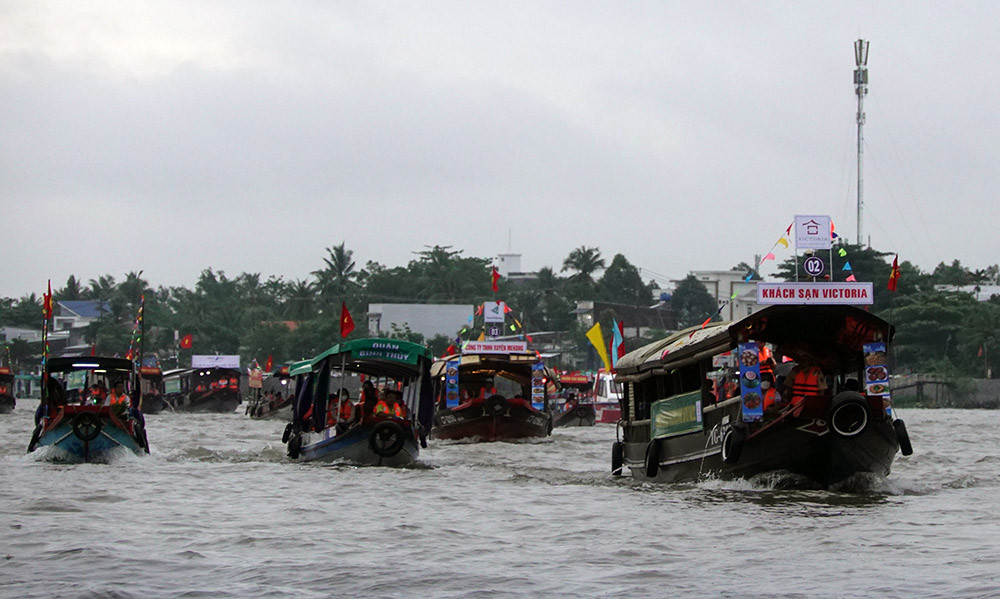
[445,359,460,408]
[738,342,764,422]
[531,362,545,409]
[192,355,240,369]
[651,390,703,439]
[794,214,832,250]
[463,340,528,354]
[863,341,891,415]
[483,301,506,323]
[757,282,873,305]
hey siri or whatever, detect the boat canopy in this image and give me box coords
[616,305,894,382]
[289,338,433,378]
[46,356,135,374]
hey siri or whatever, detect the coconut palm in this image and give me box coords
[561,246,605,284]
[312,242,357,301]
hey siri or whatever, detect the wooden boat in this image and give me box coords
[552,371,595,428]
[162,366,242,412]
[283,339,434,467]
[138,362,168,414]
[611,305,912,487]
[245,366,294,419]
[0,366,15,413]
[27,356,149,463]
[429,340,556,442]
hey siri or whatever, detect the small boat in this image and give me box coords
[0,366,15,413]
[552,371,595,428]
[162,366,242,412]
[612,304,912,487]
[138,360,169,414]
[283,338,435,467]
[429,340,556,442]
[245,366,295,419]
[592,370,622,424]
[27,356,149,462]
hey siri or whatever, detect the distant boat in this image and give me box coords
[552,371,595,428]
[0,366,15,413]
[162,366,242,413]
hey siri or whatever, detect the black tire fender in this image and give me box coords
[369,420,406,458]
[575,406,590,419]
[894,419,913,456]
[72,412,102,442]
[281,422,293,444]
[611,441,624,477]
[722,427,746,464]
[829,392,870,438]
[287,432,301,459]
[644,439,660,478]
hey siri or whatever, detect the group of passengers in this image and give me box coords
[34,376,145,431]
[301,379,410,434]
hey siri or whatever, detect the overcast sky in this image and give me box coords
[2,1,998,299]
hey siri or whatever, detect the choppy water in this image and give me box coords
[1,407,998,598]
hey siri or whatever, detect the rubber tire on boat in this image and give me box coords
[575,406,590,419]
[644,439,661,478]
[369,420,406,458]
[72,412,103,442]
[828,392,869,438]
[722,427,746,464]
[611,441,624,477]
[287,433,301,459]
[894,419,913,456]
[27,424,42,453]
[281,422,293,443]
[485,395,507,417]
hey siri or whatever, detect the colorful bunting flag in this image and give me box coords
[777,238,789,248]
[845,274,857,282]
[843,261,852,271]
[585,323,612,372]
[838,248,848,257]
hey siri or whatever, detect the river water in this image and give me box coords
[1,407,998,598]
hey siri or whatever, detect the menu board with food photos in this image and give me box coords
[531,361,545,409]
[863,341,891,415]
[738,342,763,422]
[445,359,460,408]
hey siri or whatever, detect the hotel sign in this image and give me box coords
[757,282,873,305]
[794,214,832,250]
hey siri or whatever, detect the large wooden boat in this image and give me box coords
[283,339,434,467]
[163,366,242,412]
[612,305,912,487]
[0,366,15,413]
[27,356,149,463]
[138,362,168,414]
[430,340,556,442]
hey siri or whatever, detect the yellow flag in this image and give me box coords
[477,330,486,341]
[585,323,612,372]
[777,237,789,248]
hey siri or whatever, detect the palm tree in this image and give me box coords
[562,246,605,283]
[312,242,356,300]
[283,279,315,321]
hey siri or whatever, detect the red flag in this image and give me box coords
[265,355,273,372]
[491,266,501,293]
[887,255,901,292]
[978,345,984,358]
[90,343,96,356]
[179,334,193,349]
[43,279,53,319]
[442,344,457,357]
[340,302,355,338]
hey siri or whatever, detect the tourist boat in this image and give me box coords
[27,356,149,462]
[283,338,434,466]
[552,371,595,428]
[162,365,242,412]
[246,366,294,419]
[0,366,15,413]
[429,340,556,441]
[138,360,168,414]
[592,370,622,424]
[611,304,912,487]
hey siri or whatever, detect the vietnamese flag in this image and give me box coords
[340,302,355,338]
[491,266,501,293]
[265,355,273,372]
[887,255,901,292]
[43,279,53,319]
[179,334,193,349]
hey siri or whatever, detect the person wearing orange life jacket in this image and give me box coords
[384,390,407,418]
[373,396,391,415]
[106,380,129,408]
[781,353,828,405]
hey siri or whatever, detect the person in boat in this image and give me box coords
[333,388,358,433]
[384,389,406,418]
[106,380,129,407]
[35,376,67,426]
[780,351,829,405]
[701,377,717,405]
[88,383,108,405]
[361,380,379,417]
[564,393,577,412]
[761,372,782,411]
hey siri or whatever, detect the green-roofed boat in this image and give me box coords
[282,338,435,466]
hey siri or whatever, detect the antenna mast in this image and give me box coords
[854,39,869,246]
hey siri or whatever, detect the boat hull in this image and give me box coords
[292,418,419,467]
[0,395,14,414]
[29,405,147,463]
[171,391,241,413]
[623,395,899,488]
[431,400,551,441]
[593,402,620,424]
[139,395,169,414]
[553,404,596,428]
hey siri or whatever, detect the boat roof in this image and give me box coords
[46,356,135,374]
[430,353,560,389]
[616,305,893,382]
[289,338,432,378]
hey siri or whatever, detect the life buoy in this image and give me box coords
[485,395,507,417]
[829,392,869,438]
[644,439,660,478]
[611,441,623,477]
[893,419,913,456]
[27,424,42,453]
[369,420,406,458]
[287,433,301,459]
[281,422,293,443]
[722,427,745,464]
[72,412,102,442]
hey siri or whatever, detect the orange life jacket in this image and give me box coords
[108,391,128,407]
[762,386,777,410]
[374,399,390,414]
[791,367,822,401]
[339,400,354,421]
[392,403,405,418]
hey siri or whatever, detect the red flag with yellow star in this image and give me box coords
[340,302,355,338]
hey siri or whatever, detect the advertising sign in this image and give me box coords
[650,390,703,439]
[463,340,528,354]
[192,355,240,369]
[483,301,506,323]
[738,342,764,422]
[757,282,874,305]
[444,359,460,408]
[531,361,546,409]
[794,214,833,250]
[863,341,891,415]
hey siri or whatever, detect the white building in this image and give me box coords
[687,270,762,321]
